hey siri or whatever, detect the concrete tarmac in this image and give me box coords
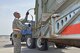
[0,35,80,53]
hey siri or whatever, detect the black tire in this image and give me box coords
[26,36,36,49]
[55,43,66,48]
[36,38,48,51]
[12,40,14,45]
[10,32,14,45]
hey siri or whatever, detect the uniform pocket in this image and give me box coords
[14,34,17,38]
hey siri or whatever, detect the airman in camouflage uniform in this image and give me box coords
[12,12,29,53]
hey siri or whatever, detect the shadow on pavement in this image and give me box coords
[3,44,13,48]
[3,43,26,48]
[21,47,65,53]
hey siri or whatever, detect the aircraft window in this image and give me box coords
[61,20,63,25]
[69,14,71,18]
[57,23,59,29]
[65,17,67,21]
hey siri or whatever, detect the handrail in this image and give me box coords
[27,8,34,12]
[56,6,80,22]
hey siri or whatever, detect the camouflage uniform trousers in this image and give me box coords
[13,33,22,53]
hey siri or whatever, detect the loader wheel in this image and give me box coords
[26,36,36,49]
[36,38,48,51]
[55,43,66,48]
[12,40,14,45]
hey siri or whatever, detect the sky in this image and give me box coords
[0,0,35,35]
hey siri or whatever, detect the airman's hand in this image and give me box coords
[26,12,29,16]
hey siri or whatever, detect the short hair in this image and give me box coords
[13,12,19,16]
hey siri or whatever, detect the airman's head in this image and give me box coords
[13,12,21,19]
